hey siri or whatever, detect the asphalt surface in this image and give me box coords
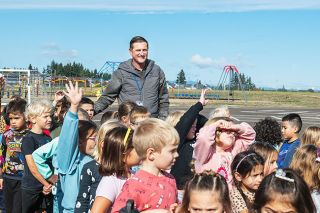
[93,104,320,130]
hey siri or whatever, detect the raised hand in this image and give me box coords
[54,90,65,102]
[63,81,82,113]
[63,81,82,106]
[199,89,208,106]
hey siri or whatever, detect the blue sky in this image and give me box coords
[0,0,320,89]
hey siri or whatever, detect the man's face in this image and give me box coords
[129,42,148,66]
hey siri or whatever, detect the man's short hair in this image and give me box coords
[130,36,148,49]
[282,113,303,133]
[80,97,94,106]
[7,98,27,115]
[133,118,179,160]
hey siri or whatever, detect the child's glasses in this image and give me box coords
[88,136,96,141]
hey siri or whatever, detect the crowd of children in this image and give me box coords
[0,81,320,213]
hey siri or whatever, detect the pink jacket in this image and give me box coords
[193,122,255,185]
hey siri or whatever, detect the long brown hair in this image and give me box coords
[99,127,133,177]
[290,144,320,191]
[301,126,320,147]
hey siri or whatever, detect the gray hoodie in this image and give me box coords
[94,59,169,119]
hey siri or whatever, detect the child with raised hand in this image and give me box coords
[193,116,255,186]
[301,126,320,147]
[0,98,28,212]
[230,150,264,213]
[179,171,231,213]
[277,113,302,169]
[90,126,140,213]
[21,99,53,213]
[249,142,278,176]
[32,108,91,212]
[290,144,320,211]
[253,169,315,213]
[57,81,98,212]
[50,91,70,138]
[167,89,208,195]
[112,118,179,213]
[75,120,124,212]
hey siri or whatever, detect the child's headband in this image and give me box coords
[275,169,294,183]
[123,128,131,147]
[235,153,256,172]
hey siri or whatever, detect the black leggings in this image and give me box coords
[21,188,53,213]
[3,177,22,213]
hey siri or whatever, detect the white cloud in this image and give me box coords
[41,42,79,58]
[42,42,60,50]
[191,54,227,69]
[1,0,320,12]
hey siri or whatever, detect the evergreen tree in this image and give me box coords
[176,69,186,85]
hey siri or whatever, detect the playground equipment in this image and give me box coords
[216,65,247,102]
[98,61,121,74]
[0,69,32,104]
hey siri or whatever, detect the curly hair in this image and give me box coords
[254,117,282,146]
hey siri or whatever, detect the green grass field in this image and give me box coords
[168,89,320,108]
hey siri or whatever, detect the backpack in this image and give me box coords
[119,199,140,213]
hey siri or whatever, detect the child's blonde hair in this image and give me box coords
[204,116,233,127]
[92,119,124,162]
[165,110,185,127]
[133,118,179,160]
[25,99,52,119]
[209,106,230,119]
[129,105,150,125]
[290,144,320,191]
[301,126,320,147]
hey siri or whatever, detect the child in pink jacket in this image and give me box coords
[193,117,255,187]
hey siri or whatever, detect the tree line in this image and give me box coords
[176,69,257,90]
[42,61,111,80]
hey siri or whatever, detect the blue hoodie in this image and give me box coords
[56,111,93,212]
